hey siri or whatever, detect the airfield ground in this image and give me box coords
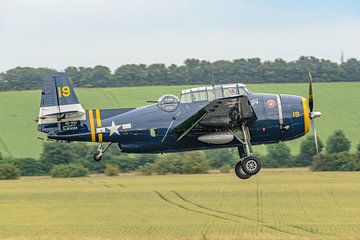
[0,82,359,158]
[0,169,359,240]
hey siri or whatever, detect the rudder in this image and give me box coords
[38,72,85,133]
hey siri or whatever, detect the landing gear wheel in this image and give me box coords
[241,156,261,176]
[93,142,112,162]
[234,161,251,179]
[93,152,102,161]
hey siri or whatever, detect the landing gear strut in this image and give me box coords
[93,142,112,161]
[231,124,261,179]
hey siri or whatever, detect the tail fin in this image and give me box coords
[38,72,85,133]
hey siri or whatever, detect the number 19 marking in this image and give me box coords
[58,86,71,97]
[292,111,300,118]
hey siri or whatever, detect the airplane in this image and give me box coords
[38,72,321,179]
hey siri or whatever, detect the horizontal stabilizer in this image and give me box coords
[39,103,85,117]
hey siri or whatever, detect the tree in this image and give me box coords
[149,152,209,175]
[179,152,210,174]
[264,143,292,167]
[205,149,237,168]
[2,57,360,91]
[0,67,54,90]
[357,142,360,153]
[13,158,47,176]
[40,142,76,171]
[325,130,351,154]
[151,155,179,175]
[50,164,89,178]
[311,152,360,171]
[296,135,324,166]
[0,164,20,180]
[219,164,231,173]
[104,164,119,176]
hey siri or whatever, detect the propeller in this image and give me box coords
[308,72,322,154]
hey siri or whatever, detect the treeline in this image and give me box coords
[1,56,360,91]
[0,130,359,179]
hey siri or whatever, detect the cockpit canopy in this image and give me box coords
[180,83,250,103]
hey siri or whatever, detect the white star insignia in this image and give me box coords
[106,121,121,136]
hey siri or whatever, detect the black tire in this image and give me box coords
[93,153,102,161]
[241,156,261,175]
[234,161,251,179]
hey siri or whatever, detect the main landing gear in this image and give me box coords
[231,124,261,180]
[234,156,261,179]
[93,142,112,161]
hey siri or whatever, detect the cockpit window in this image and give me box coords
[180,84,249,103]
[239,87,249,95]
[180,93,192,103]
[223,87,237,97]
[207,87,222,101]
[191,91,207,102]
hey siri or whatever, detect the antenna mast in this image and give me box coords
[211,71,215,87]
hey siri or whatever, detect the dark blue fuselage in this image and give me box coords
[48,93,309,153]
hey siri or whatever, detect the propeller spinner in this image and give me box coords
[308,72,322,153]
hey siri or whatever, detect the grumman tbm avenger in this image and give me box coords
[38,72,321,179]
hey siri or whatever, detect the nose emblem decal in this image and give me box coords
[265,99,277,109]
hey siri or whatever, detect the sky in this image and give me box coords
[0,0,360,72]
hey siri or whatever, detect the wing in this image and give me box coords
[174,95,256,141]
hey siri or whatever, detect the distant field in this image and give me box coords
[0,82,359,158]
[0,170,360,240]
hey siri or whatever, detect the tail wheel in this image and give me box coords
[234,161,251,179]
[241,156,261,175]
[93,152,102,161]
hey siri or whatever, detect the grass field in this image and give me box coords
[0,169,360,240]
[0,82,359,158]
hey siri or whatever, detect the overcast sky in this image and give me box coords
[0,0,360,72]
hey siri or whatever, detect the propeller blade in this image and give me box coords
[311,118,319,154]
[308,72,314,113]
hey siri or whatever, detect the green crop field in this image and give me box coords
[0,82,359,158]
[0,169,360,240]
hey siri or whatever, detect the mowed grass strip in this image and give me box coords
[0,82,359,158]
[0,170,360,240]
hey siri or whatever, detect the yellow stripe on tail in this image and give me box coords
[88,110,96,142]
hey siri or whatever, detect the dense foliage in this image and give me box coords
[204,149,237,168]
[0,164,21,180]
[1,57,360,91]
[0,129,358,177]
[50,164,89,178]
[13,158,47,176]
[325,130,351,154]
[262,143,293,168]
[311,152,360,171]
[311,131,359,171]
[295,135,324,166]
[148,152,210,175]
[104,164,120,176]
